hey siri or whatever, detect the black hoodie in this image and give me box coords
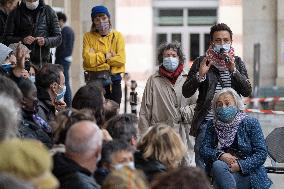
[53,153,100,189]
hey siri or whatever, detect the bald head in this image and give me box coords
[65,121,103,155]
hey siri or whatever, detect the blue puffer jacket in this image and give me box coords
[200,116,272,189]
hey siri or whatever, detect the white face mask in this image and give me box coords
[113,161,135,171]
[213,43,231,53]
[26,0,39,10]
[29,75,35,83]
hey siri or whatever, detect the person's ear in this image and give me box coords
[131,136,137,146]
[50,82,58,93]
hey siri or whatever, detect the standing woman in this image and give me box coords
[138,42,197,165]
[0,0,19,41]
[83,5,126,105]
[200,88,272,189]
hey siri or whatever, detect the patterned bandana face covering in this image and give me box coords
[96,21,110,36]
[214,112,247,149]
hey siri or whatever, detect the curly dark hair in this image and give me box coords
[157,41,185,65]
[210,23,233,41]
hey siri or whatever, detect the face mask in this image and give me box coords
[95,21,110,36]
[213,43,231,53]
[1,63,12,73]
[26,0,39,10]
[216,106,238,123]
[29,75,35,83]
[55,85,66,102]
[113,161,135,171]
[162,57,179,72]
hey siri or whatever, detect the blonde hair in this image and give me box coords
[102,167,149,189]
[137,124,186,169]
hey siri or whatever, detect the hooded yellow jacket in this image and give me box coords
[82,30,126,74]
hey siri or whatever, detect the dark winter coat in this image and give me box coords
[53,153,101,189]
[3,0,61,67]
[134,151,167,182]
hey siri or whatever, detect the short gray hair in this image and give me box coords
[0,94,20,141]
[65,121,103,155]
[212,88,245,114]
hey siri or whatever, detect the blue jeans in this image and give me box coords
[212,160,251,189]
[55,58,72,107]
[195,121,208,169]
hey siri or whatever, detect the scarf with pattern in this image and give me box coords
[214,112,247,149]
[206,45,235,71]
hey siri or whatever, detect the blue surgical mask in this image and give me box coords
[215,106,238,123]
[213,43,231,53]
[29,75,35,83]
[1,63,12,73]
[162,57,179,72]
[113,161,135,171]
[55,85,66,102]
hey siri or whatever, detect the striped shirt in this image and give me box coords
[205,70,232,120]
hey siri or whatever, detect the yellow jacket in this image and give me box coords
[82,30,126,74]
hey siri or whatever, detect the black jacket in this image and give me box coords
[134,151,167,182]
[0,9,8,42]
[37,86,55,123]
[3,0,61,67]
[19,110,53,148]
[182,56,252,137]
[53,153,101,189]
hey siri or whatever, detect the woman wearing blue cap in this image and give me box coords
[83,5,126,105]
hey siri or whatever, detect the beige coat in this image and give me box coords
[138,71,198,164]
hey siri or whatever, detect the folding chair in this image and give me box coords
[265,127,284,174]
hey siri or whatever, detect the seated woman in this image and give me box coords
[200,88,272,189]
[134,124,186,182]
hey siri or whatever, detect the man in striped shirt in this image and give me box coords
[182,23,252,168]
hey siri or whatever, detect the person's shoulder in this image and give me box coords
[83,32,94,38]
[240,115,260,130]
[111,30,124,37]
[43,4,56,14]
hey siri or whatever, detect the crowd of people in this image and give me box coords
[0,0,273,189]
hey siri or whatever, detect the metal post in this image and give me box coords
[129,80,138,115]
[253,43,261,98]
[123,73,129,113]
